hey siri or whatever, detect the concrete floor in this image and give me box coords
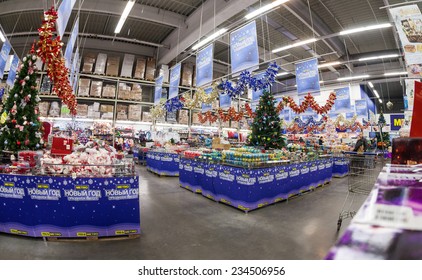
[0,166,366,260]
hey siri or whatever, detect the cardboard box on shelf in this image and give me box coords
[90,81,103,97]
[78,78,91,97]
[128,105,142,121]
[134,57,146,79]
[92,112,101,119]
[145,57,156,80]
[76,104,89,117]
[192,112,200,125]
[158,64,169,83]
[118,83,132,100]
[48,102,60,117]
[192,65,196,86]
[40,76,52,95]
[121,54,135,77]
[181,63,193,87]
[102,84,116,98]
[106,56,120,76]
[94,53,107,75]
[100,104,114,113]
[102,112,113,119]
[39,102,50,117]
[179,110,189,125]
[116,104,128,120]
[82,53,96,73]
[142,112,152,122]
[131,84,142,101]
[93,102,100,112]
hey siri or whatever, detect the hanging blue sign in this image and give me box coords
[202,87,213,112]
[70,46,79,88]
[280,108,291,122]
[390,114,405,131]
[251,102,258,112]
[154,75,164,105]
[196,44,213,87]
[64,17,79,69]
[355,99,368,119]
[334,87,351,113]
[6,55,19,87]
[0,41,12,79]
[295,58,320,95]
[251,72,268,102]
[230,21,259,75]
[57,0,77,38]
[219,93,231,109]
[169,63,181,99]
[346,105,355,119]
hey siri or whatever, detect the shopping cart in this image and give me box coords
[336,151,386,231]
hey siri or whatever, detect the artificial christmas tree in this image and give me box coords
[0,49,43,153]
[248,90,285,149]
[376,110,390,149]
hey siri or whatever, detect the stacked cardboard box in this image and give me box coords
[145,57,156,80]
[179,110,189,125]
[128,105,142,121]
[87,102,101,119]
[118,83,132,100]
[76,104,89,118]
[131,84,142,101]
[134,57,146,79]
[49,102,60,117]
[181,63,193,87]
[106,56,120,76]
[78,78,91,97]
[90,81,103,97]
[94,53,107,75]
[192,112,200,125]
[102,84,116,98]
[40,76,52,95]
[142,112,152,122]
[39,102,50,117]
[100,104,114,119]
[82,53,96,73]
[116,104,128,120]
[121,54,135,77]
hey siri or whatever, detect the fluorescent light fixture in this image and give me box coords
[245,0,290,20]
[192,28,228,50]
[318,61,341,68]
[0,30,5,42]
[379,99,383,104]
[339,23,392,35]
[384,71,408,76]
[276,72,290,76]
[368,82,374,88]
[337,74,370,81]
[114,0,135,34]
[319,81,324,84]
[358,53,399,61]
[272,38,317,53]
[373,90,379,98]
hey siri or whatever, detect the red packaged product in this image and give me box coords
[51,137,74,155]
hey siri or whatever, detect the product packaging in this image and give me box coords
[121,54,135,77]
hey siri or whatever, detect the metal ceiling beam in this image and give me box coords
[0,0,187,29]
[157,0,260,66]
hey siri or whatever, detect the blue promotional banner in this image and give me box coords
[390,114,405,131]
[334,87,351,113]
[154,75,164,105]
[169,63,181,99]
[70,47,79,91]
[64,17,79,69]
[202,87,213,112]
[0,41,12,79]
[230,21,259,74]
[355,99,368,119]
[251,102,258,112]
[196,44,213,87]
[295,58,320,95]
[219,93,231,109]
[280,108,291,122]
[251,72,268,102]
[346,105,355,119]
[6,55,19,86]
[57,0,77,38]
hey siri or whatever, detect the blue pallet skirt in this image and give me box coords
[146,151,179,177]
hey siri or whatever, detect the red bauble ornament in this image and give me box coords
[17,141,21,145]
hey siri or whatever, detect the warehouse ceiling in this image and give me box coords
[0,0,418,112]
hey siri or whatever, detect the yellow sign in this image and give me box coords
[75,185,88,190]
[0,111,7,124]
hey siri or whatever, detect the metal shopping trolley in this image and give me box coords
[336,151,386,231]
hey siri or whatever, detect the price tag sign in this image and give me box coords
[369,204,421,230]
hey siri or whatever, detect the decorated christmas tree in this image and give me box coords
[248,90,285,149]
[376,110,390,149]
[0,49,43,153]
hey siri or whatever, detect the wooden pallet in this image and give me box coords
[45,234,140,242]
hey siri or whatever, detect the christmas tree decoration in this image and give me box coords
[36,7,77,115]
[248,90,285,149]
[0,51,44,153]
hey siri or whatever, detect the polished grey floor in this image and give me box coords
[0,166,366,260]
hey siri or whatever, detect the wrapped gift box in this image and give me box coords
[128,105,142,121]
[78,78,91,97]
[82,53,96,73]
[134,57,146,79]
[116,104,128,120]
[39,102,50,117]
[94,53,107,75]
[121,54,135,77]
[106,56,120,76]
[102,84,116,98]
[51,137,74,155]
[90,80,103,97]
[145,57,156,80]
[142,112,152,122]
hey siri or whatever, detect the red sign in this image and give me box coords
[410,81,422,137]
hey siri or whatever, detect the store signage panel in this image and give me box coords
[154,75,164,105]
[6,55,19,87]
[295,58,320,95]
[57,0,77,38]
[390,114,405,131]
[230,21,259,74]
[251,72,268,102]
[64,17,79,69]
[202,87,213,112]
[219,92,231,109]
[169,63,181,99]
[334,87,351,113]
[0,41,12,79]
[355,99,368,119]
[196,44,214,87]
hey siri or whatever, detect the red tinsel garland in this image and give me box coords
[282,92,336,115]
[198,111,218,124]
[245,103,256,118]
[37,7,77,115]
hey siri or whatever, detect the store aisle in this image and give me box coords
[0,167,366,260]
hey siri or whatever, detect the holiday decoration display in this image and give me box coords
[182,91,201,109]
[282,92,336,115]
[37,7,77,115]
[248,90,285,149]
[0,50,44,153]
[164,97,184,112]
[286,116,327,134]
[198,111,218,124]
[216,107,244,122]
[150,99,166,119]
[245,103,256,118]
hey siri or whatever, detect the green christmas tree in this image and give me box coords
[377,110,389,149]
[0,50,43,153]
[248,90,285,149]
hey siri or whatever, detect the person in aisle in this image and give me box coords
[353,133,368,153]
[298,137,305,144]
[369,137,377,152]
[318,136,324,146]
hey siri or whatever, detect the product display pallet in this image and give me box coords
[45,234,140,242]
[146,167,179,177]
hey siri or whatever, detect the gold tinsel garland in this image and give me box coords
[150,99,166,119]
